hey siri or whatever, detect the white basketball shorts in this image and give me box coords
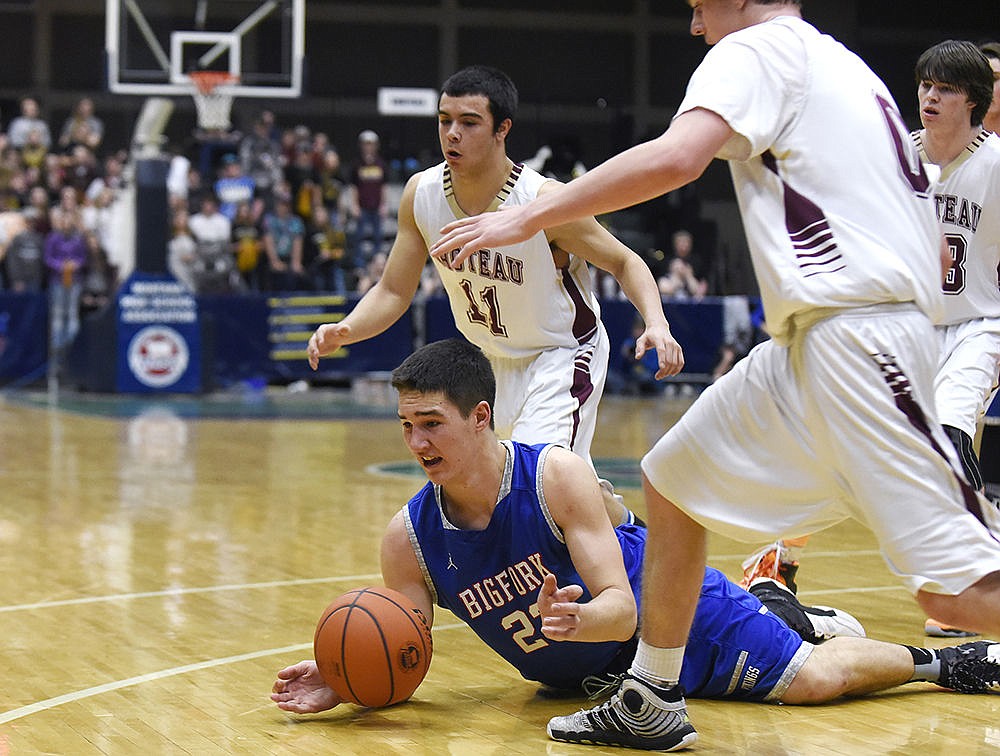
[934,317,1000,439]
[642,304,1000,596]
[490,325,610,469]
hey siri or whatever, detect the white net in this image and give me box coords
[191,73,238,131]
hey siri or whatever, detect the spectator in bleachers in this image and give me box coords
[85,153,126,203]
[231,201,264,291]
[166,143,192,212]
[286,140,318,223]
[4,226,44,293]
[81,185,116,259]
[262,194,305,291]
[214,152,257,222]
[51,185,80,227]
[4,168,30,210]
[80,230,114,314]
[310,131,331,172]
[1,213,40,293]
[44,153,67,204]
[278,125,305,171]
[7,97,51,150]
[187,192,235,292]
[167,207,198,293]
[657,229,707,302]
[63,144,100,198]
[23,185,52,235]
[239,115,283,207]
[304,204,349,295]
[188,193,231,247]
[314,147,346,226]
[43,209,87,351]
[347,129,388,267]
[19,127,48,173]
[57,97,104,153]
[0,147,21,198]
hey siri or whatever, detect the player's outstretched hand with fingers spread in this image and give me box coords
[538,573,585,641]
[636,323,685,379]
[271,660,342,714]
[429,204,536,269]
[307,323,352,370]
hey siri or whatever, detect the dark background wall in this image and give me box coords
[6,1,996,168]
[2,0,996,293]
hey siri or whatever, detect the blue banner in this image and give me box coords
[0,292,48,385]
[116,274,201,393]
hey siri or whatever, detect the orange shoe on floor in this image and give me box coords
[738,541,800,594]
[924,617,979,638]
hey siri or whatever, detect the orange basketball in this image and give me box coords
[313,586,433,707]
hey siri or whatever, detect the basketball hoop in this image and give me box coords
[189,71,239,131]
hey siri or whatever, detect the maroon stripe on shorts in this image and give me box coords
[873,350,994,532]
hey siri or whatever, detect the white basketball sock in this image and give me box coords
[630,639,684,689]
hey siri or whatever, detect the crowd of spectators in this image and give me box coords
[0,97,410,329]
[0,96,119,353]
[168,113,399,297]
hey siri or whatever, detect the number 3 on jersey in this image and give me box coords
[460,279,508,337]
[943,233,967,294]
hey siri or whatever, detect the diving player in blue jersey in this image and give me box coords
[272,339,1000,718]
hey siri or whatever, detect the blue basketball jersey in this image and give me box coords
[403,441,643,690]
[403,440,807,698]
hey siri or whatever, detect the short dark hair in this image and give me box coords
[915,40,994,126]
[391,338,496,425]
[440,65,518,134]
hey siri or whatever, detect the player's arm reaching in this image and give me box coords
[429,109,734,268]
[536,447,637,643]
[543,194,684,378]
[379,509,436,624]
[271,511,435,714]
[306,173,429,370]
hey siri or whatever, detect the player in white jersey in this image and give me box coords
[306,66,684,525]
[913,40,1000,497]
[740,41,1000,638]
[910,40,1000,637]
[412,161,611,455]
[430,2,1000,750]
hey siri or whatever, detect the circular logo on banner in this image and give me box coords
[127,326,190,388]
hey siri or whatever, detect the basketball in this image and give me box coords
[313,586,433,708]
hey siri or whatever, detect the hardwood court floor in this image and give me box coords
[0,388,997,755]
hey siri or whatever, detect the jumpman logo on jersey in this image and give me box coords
[447,554,458,570]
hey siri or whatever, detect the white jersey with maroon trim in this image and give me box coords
[413,161,602,359]
[914,128,1000,325]
[675,16,943,344]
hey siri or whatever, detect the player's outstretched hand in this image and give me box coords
[636,323,685,379]
[429,204,536,269]
[307,323,352,370]
[271,660,342,713]
[538,573,585,641]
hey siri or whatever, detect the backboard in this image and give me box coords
[106,0,304,98]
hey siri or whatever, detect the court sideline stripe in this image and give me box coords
[0,553,904,614]
[0,622,468,725]
[0,574,381,614]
